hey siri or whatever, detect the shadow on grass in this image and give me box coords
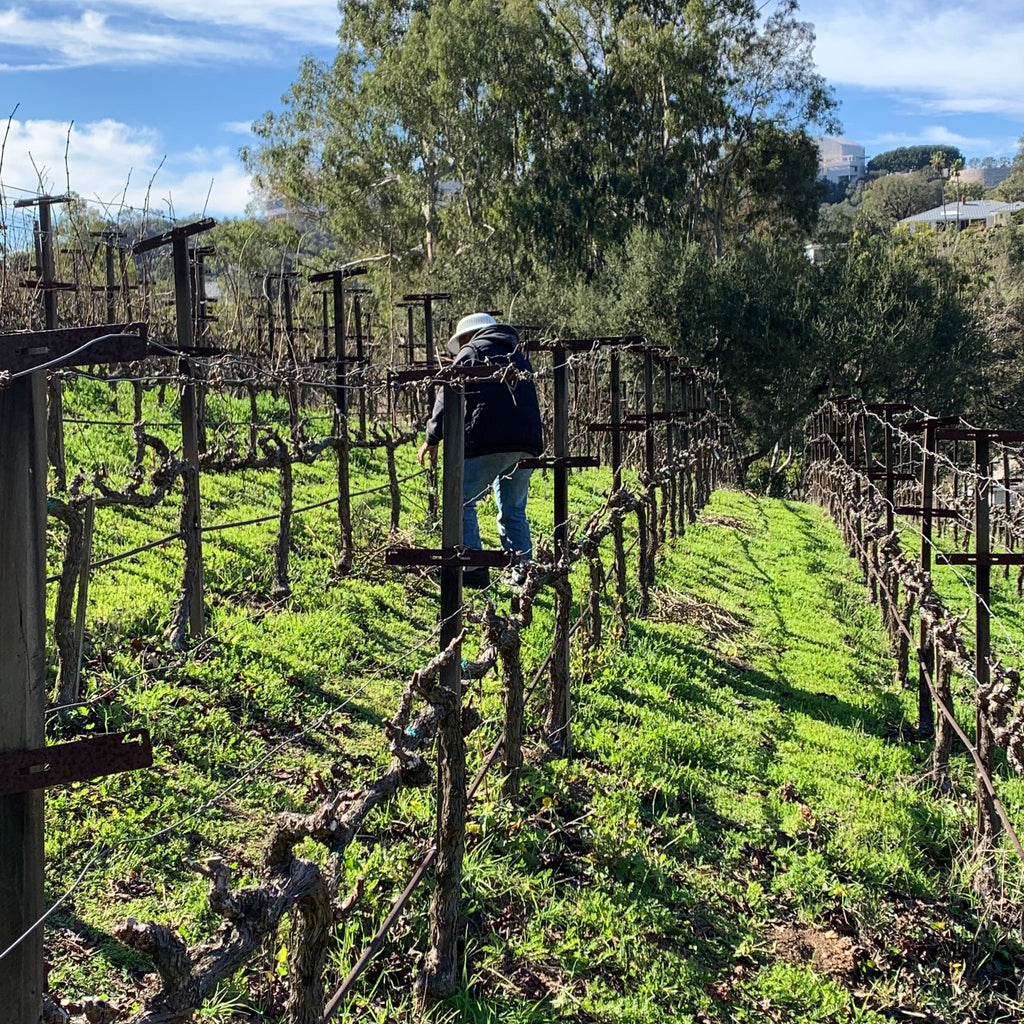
[626,618,907,740]
[47,909,153,979]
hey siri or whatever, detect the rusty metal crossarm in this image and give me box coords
[131,217,217,254]
[587,421,648,433]
[0,730,153,796]
[385,547,513,568]
[309,267,369,282]
[0,323,149,375]
[13,193,72,209]
[526,335,645,353]
[894,506,963,519]
[903,415,964,432]
[936,429,1024,443]
[936,552,1024,566]
[517,455,600,470]
[867,470,917,481]
[388,365,532,386]
[18,279,77,292]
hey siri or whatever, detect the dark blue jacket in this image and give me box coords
[425,325,544,458]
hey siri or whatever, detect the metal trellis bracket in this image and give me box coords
[0,323,149,374]
[0,729,153,796]
[385,547,513,569]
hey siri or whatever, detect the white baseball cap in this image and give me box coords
[447,312,497,355]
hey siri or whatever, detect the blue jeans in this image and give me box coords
[463,450,534,562]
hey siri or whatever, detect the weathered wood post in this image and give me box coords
[173,233,205,644]
[918,419,938,736]
[545,341,574,757]
[320,289,330,360]
[192,246,216,453]
[1003,448,1013,580]
[643,346,658,550]
[34,197,69,492]
[273,439,294,600]
[584,342,640,640]
[73,497,96,696]
[404,294,450,519]
[681,372,694,529]
[132,221,214,646]
[16,198,74,489]
[353,290,368,441]
[663,356,677,539]
[972,431,998,855]
[1,323,150,1017]
[102,231,118,324]
[279,269,300,442]
[333,269,351,568]
[883,408,896,535]
[420,376,466,1000]
[0,361,47,1022]
[310,267,367,574]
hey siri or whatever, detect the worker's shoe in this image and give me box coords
[463,566,490,589]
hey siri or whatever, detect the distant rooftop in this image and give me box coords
[901,199,1024,226]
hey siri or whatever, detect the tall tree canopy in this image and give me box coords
[858,170,942,230]
[243,0,837,278]
[866,145,963,175]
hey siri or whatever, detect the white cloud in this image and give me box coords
[0,118,252,218]
[0,0,337,71]
[222,120,256,136]
[799,0,1024,117]
[0,7,267,67]
[95,0,339,45]
[867,125,1000,151]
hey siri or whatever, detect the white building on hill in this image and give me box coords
[815,137,866,186]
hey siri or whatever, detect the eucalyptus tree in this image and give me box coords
[244,0,836,282]
[244,0,549,274]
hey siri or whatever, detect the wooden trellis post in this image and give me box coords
[662,355,677,538]
[548,340,572,756]
[0,363,47,1021]
[403,293,450,521]
[352,289,369,441]
[897,416,949,736]
[310,267,367,574]
[421,377,466,999]
[931,427,1024,860]
[583,339,647,639]
[1,323,151,1021]
[16,195,73,492]
[133,220,216,645]
[643,346,658,550]
[384,366,510,999]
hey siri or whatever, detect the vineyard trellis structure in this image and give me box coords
[807,398,1024,895]
[0,206,736,1022]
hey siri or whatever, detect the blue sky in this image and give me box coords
[1,1,1022,221]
